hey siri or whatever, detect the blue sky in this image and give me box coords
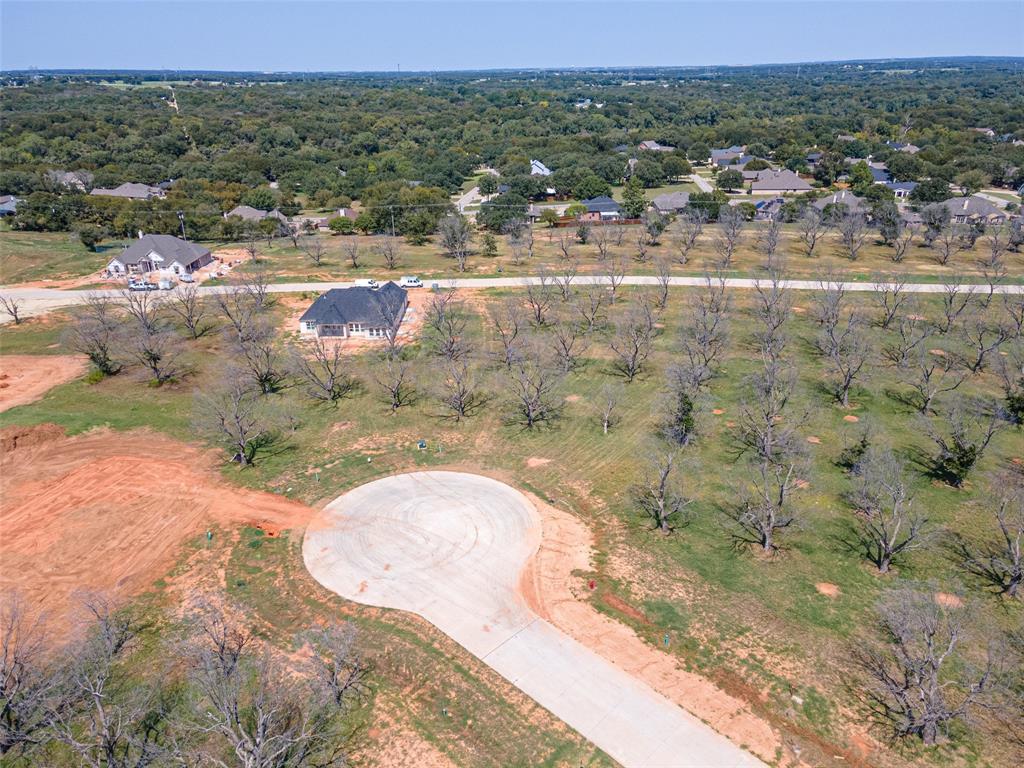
[2,1,1022,72]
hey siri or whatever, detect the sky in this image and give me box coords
[2,1,1022,72]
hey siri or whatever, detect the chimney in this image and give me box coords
[138,230,144,239]
[962,199,969,210]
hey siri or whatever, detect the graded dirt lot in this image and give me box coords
[304,471,766,768]
[0,424,313,626]
[0,355,88,412]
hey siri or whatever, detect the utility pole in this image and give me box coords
[177,211,187,240]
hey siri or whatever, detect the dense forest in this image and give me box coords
[1,59,1022,241]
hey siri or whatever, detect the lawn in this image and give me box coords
[0,231,109,284]
[1,283,1021,767]
[611,181,699,202]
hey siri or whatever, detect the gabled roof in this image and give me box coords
[299,283,407,327]
[711,145,745,161]
[639,140,674,151]
[749,169,812,192]
[942,195,1003,219]
[812,190,867,213]
[581,196,623,214]
[650,191,690,211]
[530,159,552,176]
[90,182,164,199]
[885,181,918,193]
[226,205,288,222]
[869,166,892,183]
[115,235,211,267]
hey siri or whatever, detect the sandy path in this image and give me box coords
[0,425,313,626]
[304,471,765,768]
[0,355,88,412]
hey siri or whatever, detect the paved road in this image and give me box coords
[455,185,484,212]
[304,472,765,768]
[688,173,714,193]
[1,274,1021,324]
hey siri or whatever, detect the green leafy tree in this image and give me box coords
[954,169,989,197]
[849,161,875,193]
[478,174,498,196]
[575,174,612,200]
[565,203,587,219]
[744,158,771,172]
[622,178,647,218]
[77,224,105,251]
[717,169,743,192]
[328,216,355,234]
[478,192,528,232]
[242,187,278,211]
[911,178,952,204]
[661,154,692,179]
[540,208,560,227]
[687,143,710,163]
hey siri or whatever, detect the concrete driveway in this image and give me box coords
[303,471,764,768]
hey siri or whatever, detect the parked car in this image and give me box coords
[399,275,423,288]
[128,281,158,292]
[354,278,379,289]
[158,278,174,290]
[179,273,195,283]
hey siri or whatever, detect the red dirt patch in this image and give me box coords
[934,592,963,607]
[0,425,313,628]
[843,415,860,423]
[0,355,88,412]
[815,582,841,598]
[712,408,725,415]
[564,394,582,403]
[806,436,821,444]
[526,456,552,468]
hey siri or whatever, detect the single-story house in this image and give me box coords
[716,154,756,169]
[942,195,1006,225]
[298,282,408,339]
[639,140,675,152]
[885,141,921,155]
[884,181,918,200]
[90,182,166,200]
[805,152,823,168]
[0,195,19,216]
[292,215,332,232]
[970,128,996,139]
[813,190,868,216]
[224,205,289,224]
[869,166,892,184]
[754,197,785,220]
[579,196,624,222]
[46,169,93,192]
[711,146,745,165]
[530,160,553,176]
[749,169,812,194]
[106,234,213,276]
[335,207,359,220]
[650,191,690,214]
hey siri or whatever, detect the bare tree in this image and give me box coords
[752,269,791,358]
[119,288,164,334]
[438,213,472,272]
[660,370,698,446]
[215,286,261,343]
[504,219,532,265]
[504,343,562,428]
[240,269,272,310]
[956,475,1023,598]
[603,253,627,304]
[713,206,744,266]
[243,225,260,263]
[653,256,672,310]
[64,295,123,375]
[857,587,993,745]
[167,282,214,339]
[937,277,976,335]
[125,326,187,385]
[726,459,802,553]
[490,298,524,369]
[677,271,729,387]
[289,338,356,403]
[905,348,966,415]
[813,275,847,357]
[437,357,483,421]
[0,295,22,325]
[374,235,400,270]
[633,226,651,262]
[884,312,931,368]
[890,222,918,263]
[0,595,60,756]
[981,224,1011,269]
[737,356,802,465]
[925,401,1003,487]
[996,345,1024,424]
[573,284,607,332]
[424,289,467,361]
[300,236,326,268]
[591,225,613,261]
[960,311,1011,373]
[525,272,555,326]
[341,239,360,269]
[555,229,574,261]
[609,307,654,382]
[930,222,967,266]
[371,354,415,411]
[49,597,170,768]
[849,449,930,573]
[798,206,826,258]
[597,382,623,435]
[670,208,705,264]
[825,313,871,407]
[979,258,1007,310]
[1003,294,1024,339]
[609,222,626,247]
[301,623,371,712]
[193,374,273,465]
[552,259,578,301]
[236,321,285,394]
[756,215,783,269]
[551,318,589,373]
[870,273,909,330]
[838,211,869,260]
[632,451,691,533]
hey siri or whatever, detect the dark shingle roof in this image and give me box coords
[581,196,623,214]
[117,235,211,267]
[300,283,407,327]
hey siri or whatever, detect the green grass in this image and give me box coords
[0,231,109,283]
[2,287,1021,766]
[611,181,699,202]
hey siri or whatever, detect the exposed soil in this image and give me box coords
[712,408,726,415]
[0,355,88,412]
[519,494,791,767]
[0,424,313,628]
[806,436,822,444]
[843,415,860,423]
[934,592,964,607]
[815,582,841,598]
[526,456,552,468]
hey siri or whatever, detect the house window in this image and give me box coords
[349,323,362,332]
[303,321,317,331]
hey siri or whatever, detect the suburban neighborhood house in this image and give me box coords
[813,190,868,215]
[530,159,552,176]
[106,234,214,276]
[299,282,408,339]
[710,145,746,165]
[638,140,675,152]
[650,191,690,214]
[748,169,812,194]
[89,182,166,200]
[942,194,1007,224]
[579,195,624,221]
[225,205,289,223]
